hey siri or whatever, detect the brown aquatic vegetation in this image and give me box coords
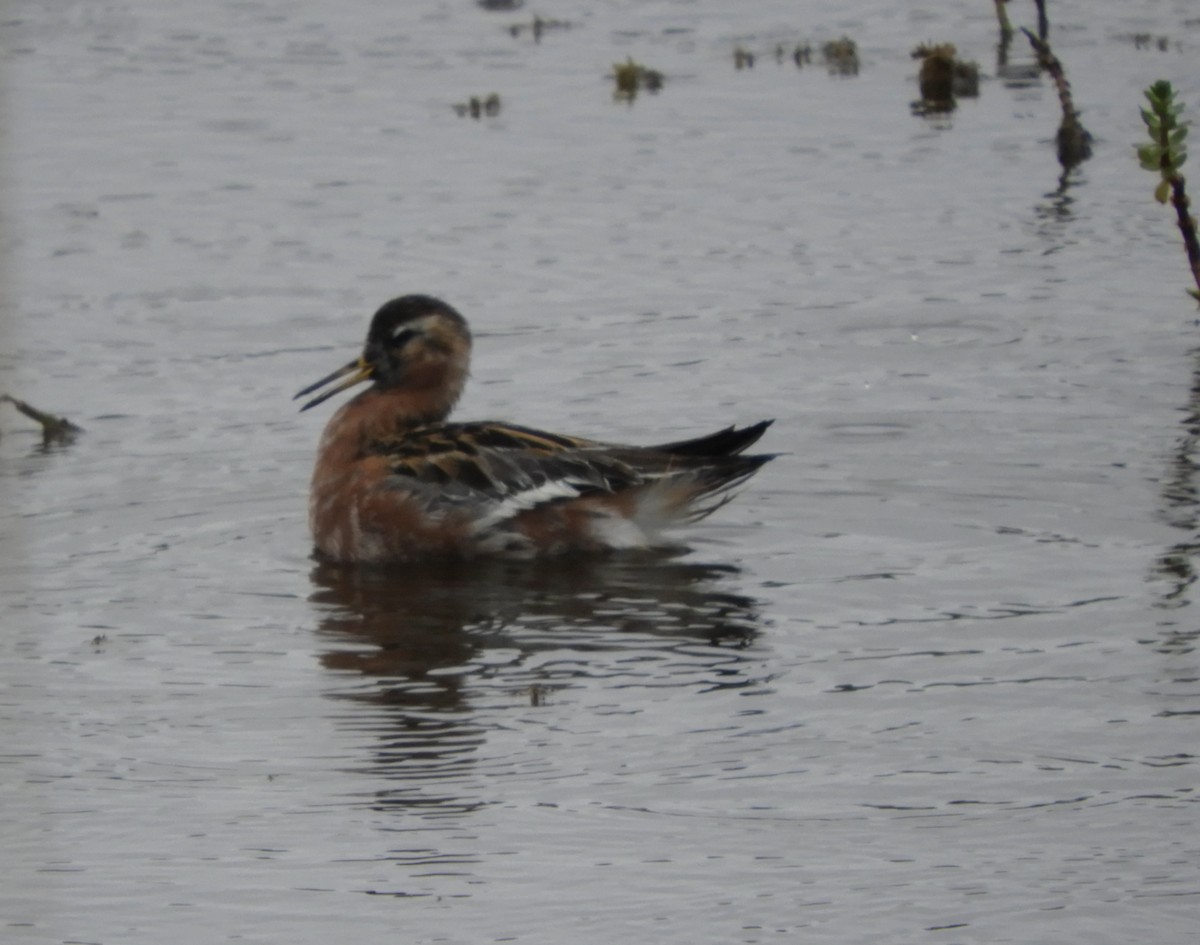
[453,93,501,119]
[1130,33,1174,52]
[611,58,664,103]
[507,15,571,43]
[912,42,980,113]
[821,37,859,76]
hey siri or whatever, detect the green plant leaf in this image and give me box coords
[1155,179,1172,203]
[1150,80,1175,101]
[1137,143,1162,170]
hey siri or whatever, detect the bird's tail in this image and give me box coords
[629,426,776,533]
[649,419,774,457]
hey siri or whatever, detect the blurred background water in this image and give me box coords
[2,1,1199,942]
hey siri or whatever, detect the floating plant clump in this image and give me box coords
[911,42,979,114]
[1136,81,1200,304]
[1130,33,1176,52]
[821,37,859,76]
[453,93,502,119]
[507,15,571,43]
[732,42,813,71]
[611,57,664,102]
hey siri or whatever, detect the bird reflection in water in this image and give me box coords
[312,551,763,699]
[308,552,764,816]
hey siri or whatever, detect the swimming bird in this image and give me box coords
[296,295,774,563]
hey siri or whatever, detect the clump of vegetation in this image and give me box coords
[1130,34,1173,52]
[1,394,81,444]
[611,57,664,102]
[821,37,859,76]
[914,43,955,110]
[769,42,811,67]
[507,15,571,43]
[1136,81,1200,304]
[736,41,819,71]
[453,93,502,119]
[911,42,980,113]
[1022,28,1092,171]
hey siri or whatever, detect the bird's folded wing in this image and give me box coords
[371,422,648,519]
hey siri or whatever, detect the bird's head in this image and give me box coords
[295,295,472,416]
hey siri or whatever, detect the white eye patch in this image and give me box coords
[392,315,436,342]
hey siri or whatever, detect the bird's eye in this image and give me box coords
[390,328,417,347]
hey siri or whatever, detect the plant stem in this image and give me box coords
[1,394,81,442]
[1023,28,1092,170]
[1168,176,1200,298]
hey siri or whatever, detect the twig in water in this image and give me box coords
[1,394,82,444]
[1023,28,1092,171]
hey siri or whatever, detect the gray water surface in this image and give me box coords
[2,1,1198,942]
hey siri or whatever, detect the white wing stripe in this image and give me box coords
[468,478,583,533]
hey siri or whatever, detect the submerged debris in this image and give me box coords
[611,57,664,102]
[821,37,859,76]
[527,684,551,707]
[1,394,82,444]
[453,93,502,119]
